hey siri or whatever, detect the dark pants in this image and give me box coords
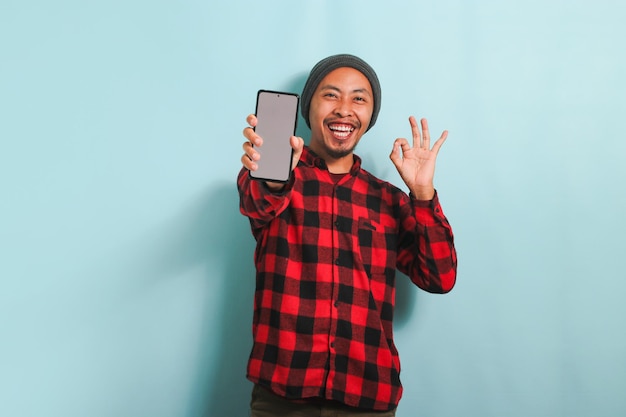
[249,384,397,417]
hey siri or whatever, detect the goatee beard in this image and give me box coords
[326,144,357,159]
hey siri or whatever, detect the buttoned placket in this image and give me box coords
[325,170,354,396]
[325,177,339,395]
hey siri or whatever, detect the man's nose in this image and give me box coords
[334,99,353,117]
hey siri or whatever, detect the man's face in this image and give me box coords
[308,67,374,161]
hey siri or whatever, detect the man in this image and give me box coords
[238,54,457,416]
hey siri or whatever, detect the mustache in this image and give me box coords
[324,117,361,129]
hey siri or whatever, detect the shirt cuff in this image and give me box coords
[258,172,295,196]
[410,190,447,225]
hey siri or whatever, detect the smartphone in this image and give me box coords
[250,90,300,183]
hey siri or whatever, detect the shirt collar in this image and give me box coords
[300,146,362,176]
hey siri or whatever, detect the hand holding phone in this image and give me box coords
[249,90,300,183]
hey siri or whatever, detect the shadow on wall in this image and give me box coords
[176,182,256,417]
[189,74,315,417]
[196,73,313,416]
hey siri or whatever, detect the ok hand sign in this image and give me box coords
[389,116,448,200]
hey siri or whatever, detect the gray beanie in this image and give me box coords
[301,54,381,132]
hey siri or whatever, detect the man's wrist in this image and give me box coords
[265,181,286,192]
[410,186,435,201]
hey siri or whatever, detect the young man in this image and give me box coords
[238,54,457,416]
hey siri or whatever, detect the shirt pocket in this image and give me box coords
[356,217,397,278]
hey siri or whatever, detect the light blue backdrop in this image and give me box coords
[1,1,625,416]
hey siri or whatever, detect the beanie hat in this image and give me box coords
[301,54,381,132]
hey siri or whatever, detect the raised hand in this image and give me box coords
[389,116,448,200]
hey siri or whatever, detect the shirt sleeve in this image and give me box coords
[396,191,457,293]
[237,167,295,237]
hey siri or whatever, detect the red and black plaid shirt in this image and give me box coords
[238,147,457,411]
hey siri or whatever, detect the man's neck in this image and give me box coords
[325,157,353,174]
[309,146,354,174]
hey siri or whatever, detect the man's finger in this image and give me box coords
[246,114,257,127]
[431,131,449,155]
[409,116,420,149]
[421,118,430,149]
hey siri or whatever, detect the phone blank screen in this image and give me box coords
[251,91,299,182]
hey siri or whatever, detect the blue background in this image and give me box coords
[1,1,625,416]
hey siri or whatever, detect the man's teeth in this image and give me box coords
[330,125,354,132]
[329,124,354,138]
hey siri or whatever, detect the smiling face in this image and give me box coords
[308,67,374,172]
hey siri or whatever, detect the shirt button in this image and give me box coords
[335,259,340,265]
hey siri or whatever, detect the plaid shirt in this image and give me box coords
[238,146,457,411]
